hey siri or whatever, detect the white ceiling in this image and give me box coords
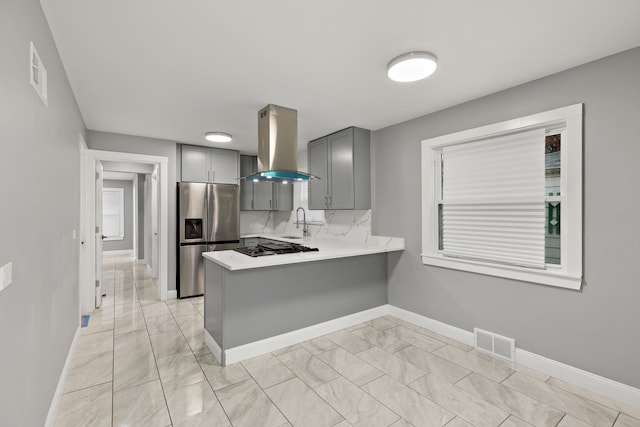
[41,0,640,155]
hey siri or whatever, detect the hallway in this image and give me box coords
[55,255,212,426]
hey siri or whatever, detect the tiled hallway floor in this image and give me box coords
[55,255,640,427]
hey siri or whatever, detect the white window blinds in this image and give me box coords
[103,189,124,239]
[441,128,546,268]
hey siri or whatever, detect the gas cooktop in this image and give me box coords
[234,238,319,257]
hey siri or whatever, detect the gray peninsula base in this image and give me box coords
[204,253,387,364]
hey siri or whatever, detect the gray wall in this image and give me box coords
[102,179,134,252]
[88,131,178,291]
[138,174,145,259]
[0,0,86,425]
[372,47,640,389]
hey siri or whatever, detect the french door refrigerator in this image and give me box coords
[178,182,239,298]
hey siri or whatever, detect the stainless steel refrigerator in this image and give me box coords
[178,182,239,298]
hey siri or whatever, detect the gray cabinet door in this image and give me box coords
[253,181,273,210]
[239,155,255,211]
[182,145,210,182]
[308,137,329,210]
[328,128,354,209]
[273,183,293,211]
[211,148,239,184]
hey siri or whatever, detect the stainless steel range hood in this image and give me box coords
[242,104,318,183]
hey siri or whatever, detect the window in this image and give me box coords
[299,181,324,224]
[421,104,582,289]
[103,188,125,241]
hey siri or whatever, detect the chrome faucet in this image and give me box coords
[296,207,309,237]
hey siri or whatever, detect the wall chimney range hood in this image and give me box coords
[242,104,319,183]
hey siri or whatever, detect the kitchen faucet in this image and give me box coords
[296,207,309,237]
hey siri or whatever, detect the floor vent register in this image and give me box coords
[474,328,515,361]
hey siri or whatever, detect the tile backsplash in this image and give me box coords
[241,210,373,243]
[239,211,274,235]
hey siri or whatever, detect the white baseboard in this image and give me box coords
[223,305,389,365]
[515,348,640,411]
[387,305,640,411]
[166,290,177,300]
[45,327,81,427]
[103,249,133,256]
[204,329,222,363]
[387,305,475,346]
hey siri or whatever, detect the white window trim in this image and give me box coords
[299,181,324,224]
[103,188,125,241]
[421,104,583,290]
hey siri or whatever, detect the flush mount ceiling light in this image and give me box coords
[387,51,438,82]
[205,131,232,143]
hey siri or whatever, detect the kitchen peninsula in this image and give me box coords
[202,235,404,365]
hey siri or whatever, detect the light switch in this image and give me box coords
[0,262,13,292]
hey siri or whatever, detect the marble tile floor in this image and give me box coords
[55,255,640,427]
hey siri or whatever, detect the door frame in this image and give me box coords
[132,173,138,262]
[78,134,88,318]
[150,165,159,279]
[79,149,169,314]
[94,160,104,308]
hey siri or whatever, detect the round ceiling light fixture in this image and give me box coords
[205,131,232,143]
[386,51,438,82]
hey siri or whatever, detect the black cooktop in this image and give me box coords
[234,237,319,257]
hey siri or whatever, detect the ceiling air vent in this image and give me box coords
[30,42,48,106]
[474,328,515,361]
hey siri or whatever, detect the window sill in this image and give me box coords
[103,236,124,242]
[421,253,582,290]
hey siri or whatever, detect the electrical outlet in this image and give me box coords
[0,262,13,292]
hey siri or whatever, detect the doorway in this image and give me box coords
[79,149,169,315]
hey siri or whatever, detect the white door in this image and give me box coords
[144,175,151,270]
[132,175,138,262]
[151,166,159,279]
[95,160,104,308]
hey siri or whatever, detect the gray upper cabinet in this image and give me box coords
[181,145,210,182]
[308,127,371,210]
[239,155,293,211]
[211,148,239,184]
[239,155,255,211]
[308,138,329,210]
[181,145,239,184]
[273,180,293,211]
[253,182,273,210]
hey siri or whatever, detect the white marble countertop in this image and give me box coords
[202,234,405,271]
